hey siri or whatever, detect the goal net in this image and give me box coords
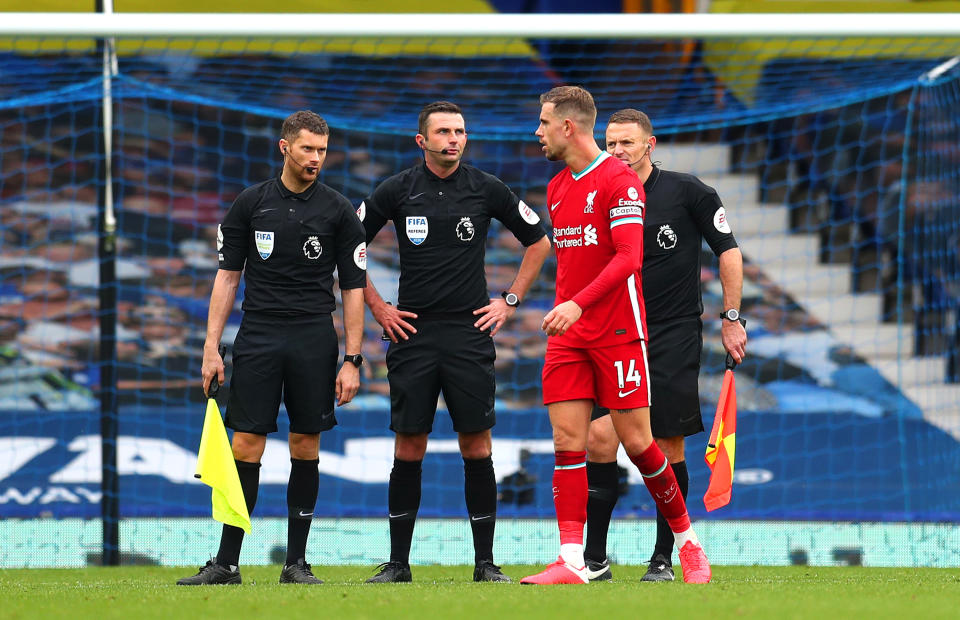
[1,13,958,568]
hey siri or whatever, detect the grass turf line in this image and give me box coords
[1,565,958,619]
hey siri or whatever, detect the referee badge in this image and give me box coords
[406,216,428,245]
[255,231,274,260]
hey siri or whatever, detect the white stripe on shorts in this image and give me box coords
[640,338,652,406]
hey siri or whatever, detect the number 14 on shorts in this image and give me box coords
[613,359,643,397]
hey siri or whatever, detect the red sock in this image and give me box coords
[553,450,587,546]
[629,443,691,533]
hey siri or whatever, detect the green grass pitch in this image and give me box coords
[1,565,958,619]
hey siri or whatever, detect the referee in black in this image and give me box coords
[177,110,367,586]
[360,101,551,583]
[582,109,748,582]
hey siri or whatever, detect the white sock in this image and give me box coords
[673,526,700,550]
[560,543,585,569]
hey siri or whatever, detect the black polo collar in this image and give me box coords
[420,159,463,183]
[643,165,661,194]
[275,174,319,201]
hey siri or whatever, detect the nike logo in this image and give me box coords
[408,192,425,200]
[389,512,412,519]
[298,511,313,517]
[618,388,639,398]
[470,514,493,522]
[550,200,561,211]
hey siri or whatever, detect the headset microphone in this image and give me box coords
[283,146,317,173]
[623,143,652,168]
[419,141,456,155]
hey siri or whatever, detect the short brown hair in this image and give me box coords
[539,86,597,129]
[608,108,654,135]
[281,110,329,142]
[418,101,463,135]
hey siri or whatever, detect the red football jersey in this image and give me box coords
[548,152,648,348]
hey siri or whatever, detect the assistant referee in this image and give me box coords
[360,101,551,583]
[583,109,748,582]
[178,110,367,586]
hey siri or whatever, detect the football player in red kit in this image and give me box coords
[520,86,710,585]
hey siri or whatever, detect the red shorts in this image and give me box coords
[542,339,651,410]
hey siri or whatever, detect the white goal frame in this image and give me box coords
[1,12,960,39]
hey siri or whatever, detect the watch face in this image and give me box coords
[503,292,519,306]
[724,309,739,321]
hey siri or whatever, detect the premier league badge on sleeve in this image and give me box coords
[255,230,274,260]
[406,216,428,246]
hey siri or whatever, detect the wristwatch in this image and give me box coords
[343,354,364,368]
[720,308,740,322]
[501,291,520,308]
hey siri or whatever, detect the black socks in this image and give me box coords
[464,456,497,564]
[216,459,261,569]
[286,457,320,566]
[584,461,620,563]
[387,458,423,565]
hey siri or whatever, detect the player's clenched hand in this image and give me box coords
[721,318,747,364]
[201,345,225,397]
[335,363,360,406]
[541,300,583,337]
[373,303,418,343]
[473,298,515,336]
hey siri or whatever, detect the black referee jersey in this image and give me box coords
[359,161,547,313]
[218,175,368,315]
[641,165,738,323]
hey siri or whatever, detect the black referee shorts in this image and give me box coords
[386,314,496,434]
[225,312,338,435]
[591,317,703,438]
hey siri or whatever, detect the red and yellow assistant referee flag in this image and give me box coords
[194,381,251,534]
[704,355,738,512]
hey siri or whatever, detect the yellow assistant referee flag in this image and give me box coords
[194,397,251,533]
